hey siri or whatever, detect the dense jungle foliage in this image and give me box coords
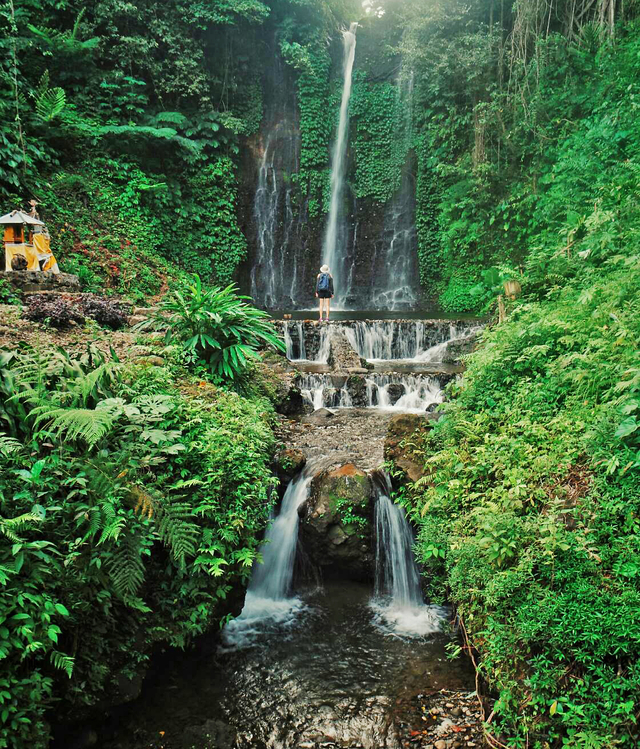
[0,289,283,747]
[2,0,640,747]
[400,17,640,749]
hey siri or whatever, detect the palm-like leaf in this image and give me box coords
[136,276,284,381]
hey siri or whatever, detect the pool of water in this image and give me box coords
[101,581,474,749]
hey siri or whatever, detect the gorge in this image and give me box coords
[2,1,640,748]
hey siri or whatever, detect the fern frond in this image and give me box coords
[32,405,116,446]
[107,533,145,597]
[0,512,42,542]
[0,433,21,457]
[158,502,199,568]
[35,87,66,121]
[50,650,74,678]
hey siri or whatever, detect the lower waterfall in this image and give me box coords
[371,476,444,637]
[298,373,443,412]
[223,470,313,646]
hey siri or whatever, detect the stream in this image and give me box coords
[102,580,473,749]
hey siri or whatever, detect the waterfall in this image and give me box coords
[371,475,444,636]
[374,480,422,608]
[283,321,307,361]
[369,70,421,311]
[248,470,313,600]
[297,373,442,412]
[250,43,316,311]
[343,321,446,361]
[222,470,313,646]
[282,322,330,363]
[322,22,358,309]
[365,374,443,412]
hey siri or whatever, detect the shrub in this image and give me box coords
[0,277,20,304]
[80,295,131,330]
[23,295,85,329]
[137,275,284,382]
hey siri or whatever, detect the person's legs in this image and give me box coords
[325,298,331,321]
[318,297,325,320]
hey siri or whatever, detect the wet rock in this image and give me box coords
[386,382,405,405]
[384,413,431,482]
[299,463,374,579]
[442,334,477,365]
[328,327,365,371]
[346,375,368,407]
[274,448,306,483]
[302,407,336,424]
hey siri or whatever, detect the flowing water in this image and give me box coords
[100,468,471,749]
[283,320,330,363]
[102,580,473,749]
[344,321,477,362]
[297,373,444,413]
[368,70,421,311]
[322,23,358,309]
[371,475,445,637]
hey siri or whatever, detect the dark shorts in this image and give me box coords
[317,291,332,299]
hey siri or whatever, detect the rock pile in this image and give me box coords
[397,689,484,748]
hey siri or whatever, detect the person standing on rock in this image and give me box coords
[316,264,334,322]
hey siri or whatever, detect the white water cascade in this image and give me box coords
[297,373,443,412]
[345,321,476,361]
[322,23,358,309]
[223,471,314,646]
[369,69,421,311]
[372,476,444,636]
[282,321,330,363]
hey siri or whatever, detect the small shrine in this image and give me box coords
[1,205,60,274]
[1,202,79,293]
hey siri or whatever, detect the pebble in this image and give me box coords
[434,741,447,749]
[451,707,462,717]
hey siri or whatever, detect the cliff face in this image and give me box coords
[235,23,422,312]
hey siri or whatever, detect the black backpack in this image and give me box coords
[317,273,330,292]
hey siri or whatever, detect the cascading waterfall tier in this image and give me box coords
[371,474,444,636]
[322,23,358,309]
[282,320,330,363]
[344,320,478,361]
[298,373,443,413]
[368,69,421,311]
[249,43,314,310]
[222,470,314,646]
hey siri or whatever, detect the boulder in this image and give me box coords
[299,463,375,580]
[273,448,306,483]
[386,382,405,405]
[384,413,431,483]
[302,407,336,425]
[346,374,368,407]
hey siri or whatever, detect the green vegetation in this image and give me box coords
[139,276,285,382]
[0,342,278,747]
[2,0,640,747]
[399,16,640,745]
